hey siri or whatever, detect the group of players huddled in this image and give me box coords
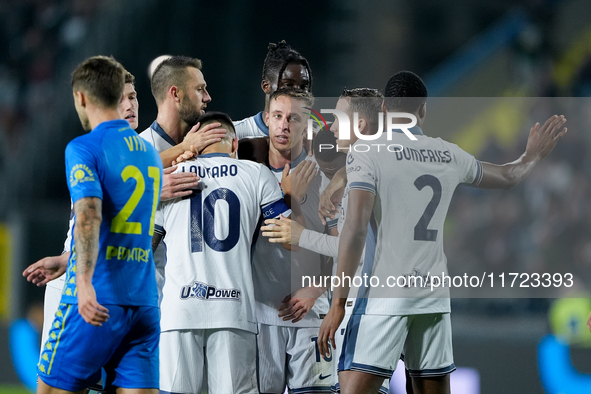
[23,41,567,394]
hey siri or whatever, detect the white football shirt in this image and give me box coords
[233,112,269,139]
[344,127,482,315]
[139,120,174,303]
[155,153,290,333]
[251,149,329,327]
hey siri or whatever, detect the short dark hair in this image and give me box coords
[340,88,384,134]
[151,56,202,104]
[71,55,125,108]
[313,127,343,162]
[124,70,135,85]
[270,87,314,108]
[262,41,313,90]
[384,71,427,112]
[196,111,235,142]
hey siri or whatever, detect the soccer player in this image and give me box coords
[24,70,140,357]
[153,111,291,394]
[139,55,227,301]
[234,40,312,139]
[37,56,162,394]
[251,88,332,394]
[261,88,389,394]
[318,71,567,394]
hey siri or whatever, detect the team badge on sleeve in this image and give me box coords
[69,164,95,187]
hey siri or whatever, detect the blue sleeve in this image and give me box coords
[65,137,103,203]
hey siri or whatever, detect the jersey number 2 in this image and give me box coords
[414,174,441,242]
[190,188,241,252]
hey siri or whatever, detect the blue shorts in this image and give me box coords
[38,302,159,392]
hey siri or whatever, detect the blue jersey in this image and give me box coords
[61,119,162,307]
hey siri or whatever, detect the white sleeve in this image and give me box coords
[345,149,377,195]
[62,203,74,253]
[298,229,339,258]
[233,116,268,140]
[154,203,165,236]
[446,141,483,186]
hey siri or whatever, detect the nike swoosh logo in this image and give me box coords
[319,374,331,380]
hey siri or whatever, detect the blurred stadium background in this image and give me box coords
[1,0,591,393]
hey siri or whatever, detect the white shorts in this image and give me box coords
[339,313,455,378]
[41,282,64,355]
[257,324,332,393]
[331,300,389,393]
[160,328,258,394]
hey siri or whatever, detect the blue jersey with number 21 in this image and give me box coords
[62,119,162,307]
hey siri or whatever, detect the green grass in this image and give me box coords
[0,384,32,394]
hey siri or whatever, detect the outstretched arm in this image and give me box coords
[478,115,567,189]
[74,197,110,327]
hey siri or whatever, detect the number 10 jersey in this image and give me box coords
[155,153,290,333]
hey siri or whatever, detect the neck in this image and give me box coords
[87,106,121,130]
[268,143,303,169]
[201,141,233,156]
[156,103,190,144]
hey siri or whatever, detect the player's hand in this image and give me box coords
[289,160,318,200]
[77,280,109,327]
[22,253,69,286]
[524,115,567,162]
[172,149,196,166]
[182,122,227,154]
[318,171,346,225]
[587,311,591,332]
[161,166,200,201]
[318,305,345,359]
[261,215,303,245]
[278,286,322,323]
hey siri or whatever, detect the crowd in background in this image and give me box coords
[0,0,99,173]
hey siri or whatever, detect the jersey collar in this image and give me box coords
[254,112,269,136]
[390,125,424,136]
[198,153,231,158]
[93,119,129,133]
[151,120,177,147]
[269,148,307,172]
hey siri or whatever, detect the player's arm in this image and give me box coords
[22,252,69,286]
[261,215,339,258]
[158,122,227,168]
[318,166,346,225]
[318,188,375,358]
[477,115,567,189]
[74,197,109,327]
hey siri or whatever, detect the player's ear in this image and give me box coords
[261,79,271,94]
[170,85,181,103]
[358,117,367,135]
[231,137,238,154]
[265,110,270,125]
[418,103,426,120]
[74,90,86,108]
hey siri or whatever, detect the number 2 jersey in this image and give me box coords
[345,127,482,316]
[155,153,291,334]
[61,119,162,307]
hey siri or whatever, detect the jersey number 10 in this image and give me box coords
[190,188,241,253]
